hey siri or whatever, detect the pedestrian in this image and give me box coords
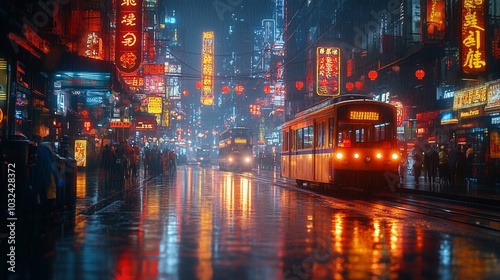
[465,144,474,181]
[456,145,466,190]
[412,150,423,187]
[399,151,408,183]
[58,134,72,158]
[424,145,439,187]
[33,142,64,218]
[448,143,458,187]
[101,144,113,185]
[438,145,449,187]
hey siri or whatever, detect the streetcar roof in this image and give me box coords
[294,94,378,118]
[283,95,395,128]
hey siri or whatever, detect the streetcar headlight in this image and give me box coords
[228,157,233,162]
[391,153,399,160]
[336,152,343,159]
[354,153,359,159]
[376,153,382,159]
[245,156,251,163]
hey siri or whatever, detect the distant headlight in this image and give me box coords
[354,153,359,159]
[228,157,233,162]
[376,153,382,159]
[245,156,251,162]
[391,153,399,160]
[336,153,343,159]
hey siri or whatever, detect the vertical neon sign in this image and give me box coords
[460,0,486,75]
[115,0,143,73]
[201,31,214,105]
[316,47,340,96]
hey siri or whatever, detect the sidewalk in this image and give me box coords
[74,166,153,217]
[398,173,500,206]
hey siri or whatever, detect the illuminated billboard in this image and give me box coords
[201,31,214,106]
[460,0,486,75]
[421,0,446,44]
[74,140,87,167]
[316,47,340,96]
[147,96,163,114]
[115,0,143,73]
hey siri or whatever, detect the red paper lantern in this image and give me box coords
[183,90,189,96]
[368,70,378,81]
[415,69,425,80]
[222,85,230,94]
[355,81,364,90]
[345,82,354,91]
[195,81,202,89]
[263,85,271,94]
[295,81,304,90]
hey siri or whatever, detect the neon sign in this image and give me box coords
[201,31,214,105]
[460,0,486,75]
[421,0,446,44]
[316,47,340,96]
[115,0,142,73]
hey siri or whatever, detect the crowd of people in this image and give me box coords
[100,141,178,187]
[410,143,475,190]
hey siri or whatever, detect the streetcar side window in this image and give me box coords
[297,126,313,149]
[316,121,325,148]
[328,117,334,147]
[304,125,313,149]
[282,130,289,151]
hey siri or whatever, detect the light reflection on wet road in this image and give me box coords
[25,166,500,279]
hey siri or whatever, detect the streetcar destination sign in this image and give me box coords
[349,111,379,121]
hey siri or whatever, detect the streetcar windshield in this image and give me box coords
[336,104,396,148]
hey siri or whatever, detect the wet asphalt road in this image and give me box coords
[3,165,500,280]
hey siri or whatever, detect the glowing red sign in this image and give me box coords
[201,31,214,105]
[421,0,446,44]
[316,47,340,96]
[460,0,486,75]
[115,0,142,73]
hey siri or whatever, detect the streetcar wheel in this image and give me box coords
[296,180,304,187]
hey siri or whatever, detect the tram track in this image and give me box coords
[242,169,500,235]
[376,193,500,232]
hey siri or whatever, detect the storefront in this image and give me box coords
[485,80,500,186]
[452,83,489,184]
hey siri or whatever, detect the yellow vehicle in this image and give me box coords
[281,95,400,192]
[218,127,253,171]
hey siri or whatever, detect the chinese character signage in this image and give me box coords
[316,47,340,96]
[147,96,162,114]
[485,80,500,111]
[460,0,486,75]
[452,84,487,110]
[123,76,144,89]
[135,120,156,130]
[115,0,143,73]
[144,75,165,94]
[201,31,214,105]
[74,140,87,167]
[421,0,446,44]
[142,64,164,75]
